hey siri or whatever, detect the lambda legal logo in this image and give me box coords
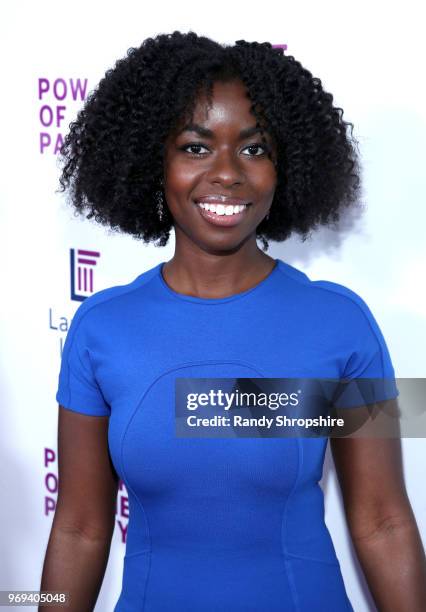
[70,248,101,301]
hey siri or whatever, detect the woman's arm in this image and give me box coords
[39,406,119,612]
[330,413,426,612]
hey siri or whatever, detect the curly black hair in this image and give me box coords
[57,30,362,251]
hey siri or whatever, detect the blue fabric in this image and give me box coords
[56,258,398,611]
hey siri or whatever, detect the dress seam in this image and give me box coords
[120,418,153,610]
[124,548,151,559]
[280,438,303,612]
[283,550,340,567]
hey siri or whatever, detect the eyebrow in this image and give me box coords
[178,122,268,139]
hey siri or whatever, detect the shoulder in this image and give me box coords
[276,259,379,326]
[275,259,389,356]
[70,261,162,331]
[275,259,395,377]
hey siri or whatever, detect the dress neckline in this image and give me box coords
[157,258,281,305]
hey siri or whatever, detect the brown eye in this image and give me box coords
[242,143,269,156]
[180,143,209,155]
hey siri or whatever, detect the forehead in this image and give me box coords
[167,78,273,146]
[191,79,254,125]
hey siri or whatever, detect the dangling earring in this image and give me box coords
[265,209,271,221]
[156,178,165,221]
[155,190,165,221]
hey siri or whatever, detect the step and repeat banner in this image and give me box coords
[1,3,425,611]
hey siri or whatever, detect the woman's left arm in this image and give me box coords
[330,423,426,611]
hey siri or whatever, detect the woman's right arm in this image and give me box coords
[39,406,119,612]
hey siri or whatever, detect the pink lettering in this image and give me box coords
[45,496,56,516]
[120,496,129,518]
[40,105,54,127]
[54,133,64,155]
[45,472,58,493]
[117,520,128,544]
[38,78,50,99]
[53,78,67,100]
[40,133,51,154]
[44,448,56,467]
[69,78,88,101]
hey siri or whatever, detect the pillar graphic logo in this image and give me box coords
[70,248,101,301]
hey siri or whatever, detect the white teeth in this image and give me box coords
[198,202,247,215]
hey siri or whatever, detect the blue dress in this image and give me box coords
[56,258,398,611]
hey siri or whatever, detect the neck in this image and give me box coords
[161,239,276,300]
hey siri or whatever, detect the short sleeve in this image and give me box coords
[56,302,111,416]
[333,293,400,409]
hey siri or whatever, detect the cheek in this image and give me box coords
[251,167,277,198]
[165,155,201,182]
[164,164,197,218]
[165,165,201,203]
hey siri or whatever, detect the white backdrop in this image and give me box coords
[1,1,425,610]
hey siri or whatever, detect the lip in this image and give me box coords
[194,198,251,228]
[194,195,251,206]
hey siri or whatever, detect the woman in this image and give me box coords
[40,31,426,611]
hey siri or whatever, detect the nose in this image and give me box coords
[205,148,245,187]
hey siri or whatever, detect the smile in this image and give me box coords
[198,202,248,216]
[195,201,251,227]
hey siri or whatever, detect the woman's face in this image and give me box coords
[163,78,277,254]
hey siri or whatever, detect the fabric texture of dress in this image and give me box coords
[56,258,398,611]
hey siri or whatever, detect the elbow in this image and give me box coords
[52,515,116,544]
[349,511,417,544]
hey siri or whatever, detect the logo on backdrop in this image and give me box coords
[38,77,89,155]
[70,248,101,301]
[49,248,101,357]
